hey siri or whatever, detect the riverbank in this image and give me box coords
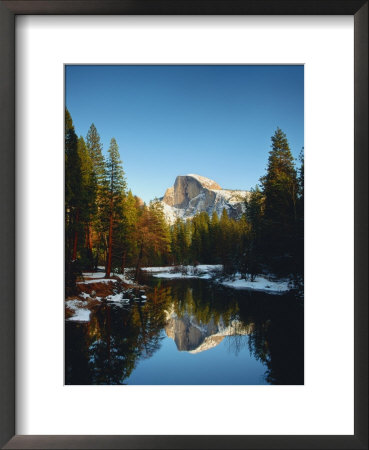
[141,265,291,294]
[65,271,147,322]
[65,265,293,323]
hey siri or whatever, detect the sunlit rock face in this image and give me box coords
[172,175,220,208]
[162,186,175,206]
[165,310,253,354]
[160,174,249,224]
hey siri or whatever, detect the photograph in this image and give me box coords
[65,64,304,385]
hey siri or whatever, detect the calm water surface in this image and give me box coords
[65,274,303,385]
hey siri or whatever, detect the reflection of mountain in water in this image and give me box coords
[165,309,254,354]
[66,277,303,385]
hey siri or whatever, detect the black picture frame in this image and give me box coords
[0,1,367,449]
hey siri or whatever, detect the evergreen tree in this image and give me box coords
[298,147,304,207]
[171,218,192,265]
[260,128,298,273]
[85,123,107,265]
[171,218,186,264]
[295,147,304,281]
[133,201,172,280]
[86,123,105,186]
[190,212,210,264]
[245,185,264,279]
[77,136,97,269]
[133,206,156,280]
[65,109,82,293]
[116,190,140,273]
[219,208,232,272]
[209,211,220,263]
[103,138,126,277]
[148,200,171,265]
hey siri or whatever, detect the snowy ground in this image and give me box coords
[114,272,136,285]
[65,299,91,322]
[82,272,107,279]
[77,279,117,284]
[141,265,291,294]
[221,274,290,294]
[67,269,147,323]
[81,270,137,286]
[141,265,222,280]
[105,293,131,305]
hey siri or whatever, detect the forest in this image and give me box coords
[65,109,304,295]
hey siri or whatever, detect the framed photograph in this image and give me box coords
[64,63,305,387]
[0,1,367,449]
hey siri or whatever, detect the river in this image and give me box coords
[65,273,304,385]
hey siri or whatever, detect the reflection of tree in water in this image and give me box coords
[164,281,256,355]
[66,287,173,384]
[66,278,303,385]
[242,294,304,385]
[168,279,241,329]
[167,280,304,385]
[224,332,250,356]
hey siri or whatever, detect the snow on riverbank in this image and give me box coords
[142,265,222,273]
[221,275,290,293]
[114,272,136,285]
[141,265,291,294]
[106,293,130,304]
[82,272,106,278]
[141,265,222,280]
[66,299,91,322]
[151,272,211,280]
[77,278,117,285]
[81,270,137,286]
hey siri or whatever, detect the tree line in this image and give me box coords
[65,109,303,293]
[169,126,304,283]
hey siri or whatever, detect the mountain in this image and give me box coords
[165,308,254,354]
[159,174,250,224]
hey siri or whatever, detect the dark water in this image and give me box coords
[65,275,304,385]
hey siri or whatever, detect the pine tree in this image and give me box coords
[77,136,97,268]
[245,185,264,279]
[86,123,106,264]
[65,109,82,293]
[298,147,304,207]
[148,200,171,264]
[260,128,298,272]
[245,185,264,237]
[209,210,220,263]
[133,206,156,280]
[295,147,304,280]
[189,212,210,264]
[171,218,191,265]
[65,109,81,259]
[171,219,183,264]
[116,190,140,273]
[133,201,172,280]
[218,208,232,271]
[103,138,126,277]
[86,123,105,186]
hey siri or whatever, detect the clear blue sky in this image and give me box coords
[66,65,304,203]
